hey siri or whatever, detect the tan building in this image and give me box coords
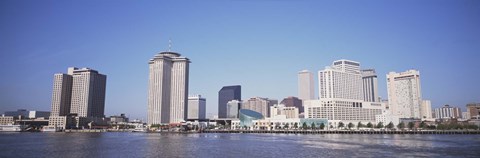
[270,104,299,119]
[0,116,14,125]
[466,103,480,119]
[242,97,277,118]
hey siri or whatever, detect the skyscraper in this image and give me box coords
[148,51,190,124]
[361,69,379,102]
[280,96,303,113]
[218,85,241,118]
[241,97,277,118]
[50,74,73,116]
[298,70,314,100]
[50,67,107,117]
[387,70,422,119]
[187,95,206,120]
[318,59,363,100]
[69,67,107,117]
[226,100,242,118]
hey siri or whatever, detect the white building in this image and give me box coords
[28,111,50,119]
[375,110,400,126]
[148,51,190,124]
[270,104,299,119]
[298,70,314,100]
[187,95,206,120]
[387,70,422,119]
[318,59,363,100]
[304,99,384,122]
[69,67,107,117]
[361,69,379,102]
[421,100,433,119]
[50,74,73,117]
[434,105,462,119]
[226,100,241,118]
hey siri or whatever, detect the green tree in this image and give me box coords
[408,122,415,130]
[419,121,426,129]
[357,122,364,129]
[338,122,345,129]
[320,123,325,130]
[397,122,405,130]
[284,123,289,129]
[294,122,298,129]
[367,122,373,128]
[302,122,308,130]
[348,123,354,129]
[386,122,394,129]
[376,122,384,129]
[311,122,316,130]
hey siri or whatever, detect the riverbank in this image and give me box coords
[200,129,480,134]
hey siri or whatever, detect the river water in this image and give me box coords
[0,132,479,158]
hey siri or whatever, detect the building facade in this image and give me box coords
[226,100,242,118]
[304,99,383,122]
[298,70,314,101]
[421,100,433,119]
[270,104,299,119]
[241,97,277,118]
[218,85,241,118]
[69,67,107,117]
[280,96,304,113]
[386,70,422,119]
[187,95,206,120]
[361,69,379,102]
[466,103,480,119]
[434,105,462,119]
[50,74,72,116]
[318,60,363,100]
[148,51,190,124]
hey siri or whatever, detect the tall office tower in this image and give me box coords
[218,85,241,118]
[386,70,422,119]
[318,59,363,100]
[226,100,242,118]
[187,95,206,120]
[298,70,315,100]
[148,51,190,124]
[241,97,277,118]
[466,103,480,119]
[421,100,432,119]
[361,69,379,102]
[69,67,107,117]
[280,96,303,113]
[50,74,73,116]
[434,105,462,119]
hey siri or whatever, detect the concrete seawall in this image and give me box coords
[200,130,480,134]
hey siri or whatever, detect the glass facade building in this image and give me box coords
[239,109,263,127]
[218,85,241,118]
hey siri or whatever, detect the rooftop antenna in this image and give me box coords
[168,38,172,52]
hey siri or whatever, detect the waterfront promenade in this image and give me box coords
[200,129,480,135]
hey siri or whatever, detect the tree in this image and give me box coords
[338,122,345,129]
[408,122,415,130]
[386,122,394,129]
[397,122,405,130]
[294,122,298,129]
[311,122,316,130]
[284,123,289,129]
[302,122,308,130]
[320,123,325,130]
[367,122,373,128]
[419,121,426,129]
[357,122,364,129]
[376,122,384,129]
[348,123,354,129]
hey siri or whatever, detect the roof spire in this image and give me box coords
[168,38,172,52]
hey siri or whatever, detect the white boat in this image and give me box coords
[132,125,147,132]
[42,126,62,132]
[0,124,25,132]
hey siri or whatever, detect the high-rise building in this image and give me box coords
[434,105,462,119]
[218,85,241,118]
[241,97,277,118]
[466,103,480,119]
[298,70,314,100]
[69,68,107,117]
[421,100,433,119]
[187,95,206,120]
[280,96,303,113]
[318,60,363,100]
[50,67,107,118]
[148,51,190,124]
[386,70,422,119]
[226,100,242,118]
[361,69,379,102]
[50,74,73,116]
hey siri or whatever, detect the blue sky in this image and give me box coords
[1,0,479,120]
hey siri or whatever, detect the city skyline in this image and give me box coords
[1,1,480,120]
